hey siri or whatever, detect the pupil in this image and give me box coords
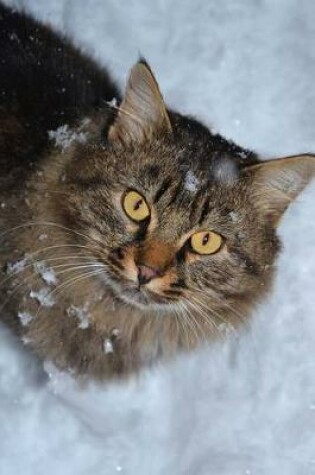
[202,233,209,246]
[134,199,143,211]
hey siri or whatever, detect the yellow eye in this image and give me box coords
[190,231,223,255]
[122,191,150,222]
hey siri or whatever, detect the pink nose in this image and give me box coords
[137,265,161,286]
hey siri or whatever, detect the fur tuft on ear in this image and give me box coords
[108,60,172,145]
[245,154,315,226]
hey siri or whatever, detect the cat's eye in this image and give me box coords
[190,231,222,255]
[122,190,150,222]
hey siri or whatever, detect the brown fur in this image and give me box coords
[0,4,315,380]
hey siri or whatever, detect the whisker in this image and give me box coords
[171,303,181,342]
[33,268,106,319]
[189,284,247,329]
[180,301,202,340]
[178,302,192,347]
[179,300,201,344]
[186,290,263,376]
[0,259,108,314]
[0,273,36,316]
[53,263,106,278]
[0,220,101,248]
[0,245,100,288]
[185,294,222,334]
[184,297,217,337]
[174,301,191,347]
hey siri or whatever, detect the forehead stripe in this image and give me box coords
[187,185,205,215]
[153,178,172,203]
[165,182,184,207]
[198,195,211,225]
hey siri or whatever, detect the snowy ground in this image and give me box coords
[1,0,315,474]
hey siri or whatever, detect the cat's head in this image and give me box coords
[57,61,315,327]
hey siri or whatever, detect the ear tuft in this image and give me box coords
[108,61,172,145]
[245,154,315,226]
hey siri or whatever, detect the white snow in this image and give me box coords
[48,124,87,151]
[17,311,34,327]
[184,170,199,193]
[103,338,114,354]
[213,156,239,183]
[229,211,239,223]
[112,328,120,337]
[67,304,90,330]
[1,1,315,474]
[30,287,56,307]
[33,261,58,286]
[38,233,48,241]
[106,97,118,108]
[6,256,28,274]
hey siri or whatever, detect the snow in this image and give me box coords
[33,261,58,286]
[112,328,120,337]
[30,287,56,307]
[184,170,199,193]
[67,304,90,330]
[213,156,239,183]
[106,97,118,108]
[48,124,87,151]
[229,211,239,223]
[1,0,315,474]
[6,256,28,275]
[38,233,48,241]
[17,311,34,326]
[103,338,114,354]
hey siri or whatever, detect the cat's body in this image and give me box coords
[0,3,314,380]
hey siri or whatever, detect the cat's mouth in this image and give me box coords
[120,286,174,308]
[101,271,179,310]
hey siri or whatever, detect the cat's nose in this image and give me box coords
[137,265,161,286]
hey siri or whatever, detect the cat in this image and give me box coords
[0,2,314,380]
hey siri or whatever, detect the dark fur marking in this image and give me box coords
[170,278,187,290]
[188,186,207,222]
[154,178,172,203]
[198,196,211,225]
[163,289,182,297]
[143,164,160,180]
[107,255,124,271]
[133,220,149,242]
[230,247,260,276]
[167,182,183,207]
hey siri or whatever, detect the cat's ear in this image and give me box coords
[108,60,172,144]
[245,154,315,226]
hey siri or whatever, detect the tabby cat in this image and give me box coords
[0,3,314,380]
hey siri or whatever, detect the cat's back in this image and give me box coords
[0,2,118,183]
